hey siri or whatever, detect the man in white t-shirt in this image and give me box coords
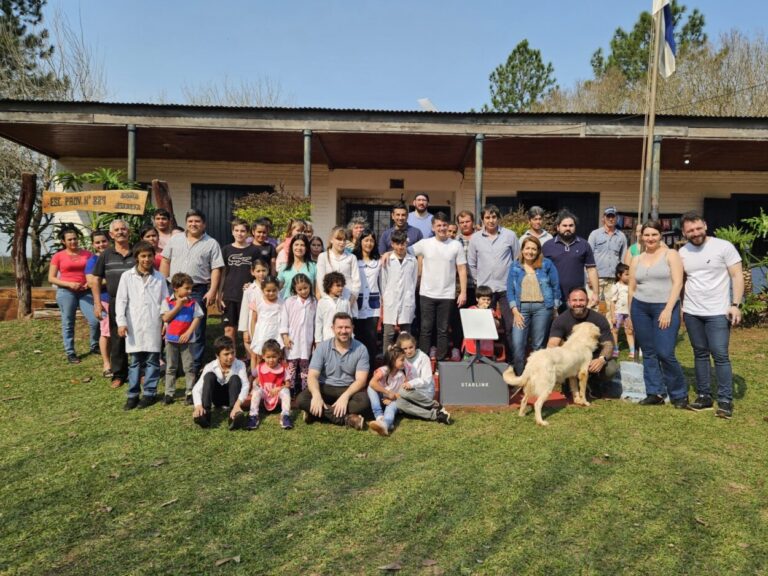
[679,211,744,419]
[411,212,467,360]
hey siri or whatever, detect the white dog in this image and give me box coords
[503,322,602,426]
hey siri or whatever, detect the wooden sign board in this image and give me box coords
[43,190,148,215]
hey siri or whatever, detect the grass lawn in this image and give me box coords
[1,318,767,575]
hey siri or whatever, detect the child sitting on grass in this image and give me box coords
[192,336,250,430]
[161,272,204,405]
[116,241,168,410]
[395,331,452,425]
[315,271,352,343]
[367,345,408,437]
[247,339,293,430]
[609,263,635,359]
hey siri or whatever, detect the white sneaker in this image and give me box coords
[369,417,389,437]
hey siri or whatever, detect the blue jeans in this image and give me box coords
[630,299,687,400]
[683,313,733,403]
[127,351,161,398]
[511,302,553,376]
[190,284,209,375]
[367,386,398,430]
[56,287,99,356]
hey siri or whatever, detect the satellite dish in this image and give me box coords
[417,98,438,112]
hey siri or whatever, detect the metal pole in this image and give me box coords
[303,129,312,198]
[475,134,484,219]
[650,136,662,221]
[127,124,137,182]
[640,9,663,223]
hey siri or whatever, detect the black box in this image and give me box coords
[438,360,510,406]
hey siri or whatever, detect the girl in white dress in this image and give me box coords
[249,276,283,376]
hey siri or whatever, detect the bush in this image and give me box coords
[741,290,768,327]
[232,187,311,236]
[499,205,555,237]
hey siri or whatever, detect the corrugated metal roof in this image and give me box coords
[1,98,767,121]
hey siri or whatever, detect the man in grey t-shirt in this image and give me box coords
[297,313,370,429]
[160,209,224,381]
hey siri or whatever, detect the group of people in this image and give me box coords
[49,194,744,433]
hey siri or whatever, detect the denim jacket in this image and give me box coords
[506,258,561,310]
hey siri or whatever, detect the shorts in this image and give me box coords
[614,313,629,330]
[222,299,242,328]
[100,301,110,337]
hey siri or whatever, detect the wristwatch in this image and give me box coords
[731,302,741,308]
[602,355,611,363]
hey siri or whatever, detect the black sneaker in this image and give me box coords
[688,395,714,412]
[228,410,247,431]
[123,396,140,411]
[67,354,81,364]
[436,407,453,425]
[639,394,665,405]
[194,412,211,428]
[185,395,194,406]
[247,414,260,430]
[671,397,689,410]
[138,396,158,409]
[716,401,733,420]
[90,345,100,355]
[163,395,175,405]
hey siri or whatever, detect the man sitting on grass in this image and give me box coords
[297,312,370,430]
[192,336,250,430]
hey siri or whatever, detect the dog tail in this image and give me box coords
[503,365,527,388]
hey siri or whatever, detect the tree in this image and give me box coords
[181,76,291,107]
[539,30,768,117]
[591,1,706,83]
[482,40,556,113]
[1,1,108,286]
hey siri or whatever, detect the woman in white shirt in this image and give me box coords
[352,228,381,365]
[315,225,360,311]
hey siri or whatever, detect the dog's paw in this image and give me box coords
[536,420,550,426]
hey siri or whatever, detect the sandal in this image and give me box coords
[102,369,113,378]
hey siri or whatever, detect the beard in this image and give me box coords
[559,230,575,242]
[687,234,706,246]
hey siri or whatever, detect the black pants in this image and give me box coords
[450,286,476,350]
[200,372,243,410]
[108,302,128,381]
[491,291,515,358]
[296,384,370,425]
[354,316,379,366]
[419,296,454,360]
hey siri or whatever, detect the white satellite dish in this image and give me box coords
[417,98,438,112]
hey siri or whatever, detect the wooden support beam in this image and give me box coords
[13,173,36,318]
[151,180,177,227]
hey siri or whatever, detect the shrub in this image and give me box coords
[232,186,311,235]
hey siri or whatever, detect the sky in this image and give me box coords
[47,0,767,112]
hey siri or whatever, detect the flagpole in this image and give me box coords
[640,5,664,223]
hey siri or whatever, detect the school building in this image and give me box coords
[1,99,767,246]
